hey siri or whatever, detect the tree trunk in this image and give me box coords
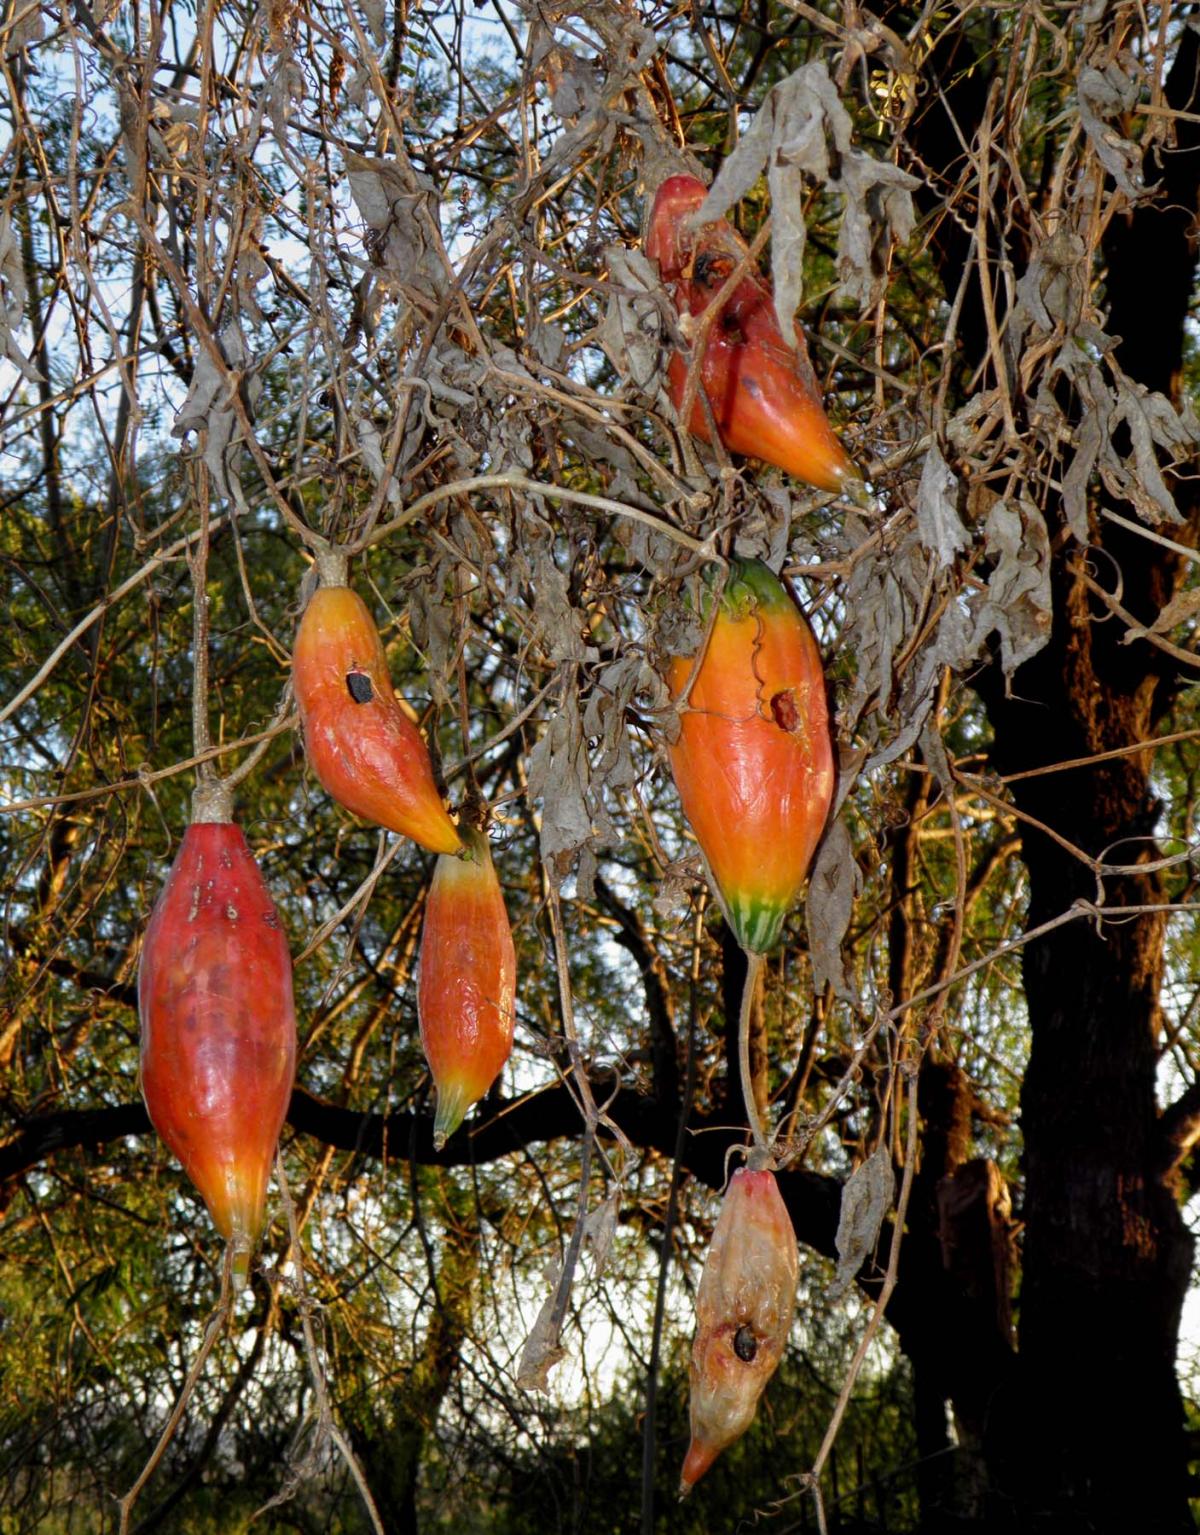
[975,574,1195,1531]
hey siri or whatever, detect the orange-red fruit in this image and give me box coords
[646,174,856,493]
[682,1167,799,1492]
[292,584,462,855]
[139,821,297,1283]
[418,826,517,1148]
[667,559,834,954]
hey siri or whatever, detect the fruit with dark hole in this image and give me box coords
[666,558,834,954]
[292,583,461,854]
[681,1167,799,1491]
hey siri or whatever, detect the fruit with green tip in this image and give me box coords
[418,826,517,1148]
[666,558,834,954]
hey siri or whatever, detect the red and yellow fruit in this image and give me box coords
[419,826,517,1148]
[139,819,297,1283]
[646,174,856,493]
[682,1167,799,1492]
[292,583,462,855]
[667,558,834,954]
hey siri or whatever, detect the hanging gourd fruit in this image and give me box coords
[418,825,517,1149]
[682,1166,799,1492]
[646,174,856,494]
[139,794,297,1286]
[666,558,834,955]
[292,579,462,856]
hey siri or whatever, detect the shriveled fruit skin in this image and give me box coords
[646,174,856,494]
[418,827,516,1148]
[682,1167,799,1491]
[139,822,297,1280]
[667,559,834,954]
[292,584,461,855]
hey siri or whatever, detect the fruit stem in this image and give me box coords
[738,948,769,1157]
[314,546,349,588]
[191,778,234,825]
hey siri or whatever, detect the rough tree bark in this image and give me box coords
[912,18,1200,1534]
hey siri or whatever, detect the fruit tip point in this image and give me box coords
[433,1084,469,1150]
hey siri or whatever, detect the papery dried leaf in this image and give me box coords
[171,322,259,498]
[515,1287,568,1393]
[806,816,860,1003]
[357,418,401,505]
[978,498,1053,676]
[1110,378,1197,525]
[582,654,664,794]
[359,0,386,47]
[344,150,447,303]
[699,61,917,328]
[1013,229,1087,341]
[408,561,456,709]
[1063,409,1104,542]
[0,215,37,381]
[4,0,44,56]
[526,689,600,890]
[581,1190,619,1276]
[1077,59,1143,198]
[916,445,969,568]
[832,1144,895,1298]
[835,150,918,309]
[733,486,791,567]
[600,246,664,391]
[267,55,304,139]
[1143,586,1200,639]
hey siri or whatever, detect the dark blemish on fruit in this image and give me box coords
[263,911,281,929]
[742,377,762,399]
[771,689,799,732]
[695,251,733,288]
[347,671,373,704]
[734,1324,758,1362]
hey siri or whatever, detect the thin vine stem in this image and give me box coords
[738,947,769,1157]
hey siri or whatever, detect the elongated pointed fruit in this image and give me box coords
[292,584,462,855]
[139,819,297,1285]
[646,174,857,494]
[682,1167,799,1492]
[419,826,517,1148]
[667,558,834,954]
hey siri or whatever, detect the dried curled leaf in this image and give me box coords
[806,816,860,1004]
[599,246,664,391]
[976,498,1053,677]
[344,150,447,304]
[832,1143,895,1299]
[526,684,614,896]
[171,321,260,499]
[915,445,969,569]
[515,1282,568,1394]
[698,60,918,331]
[1077,58,1143,199]
[0,215,37,382]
